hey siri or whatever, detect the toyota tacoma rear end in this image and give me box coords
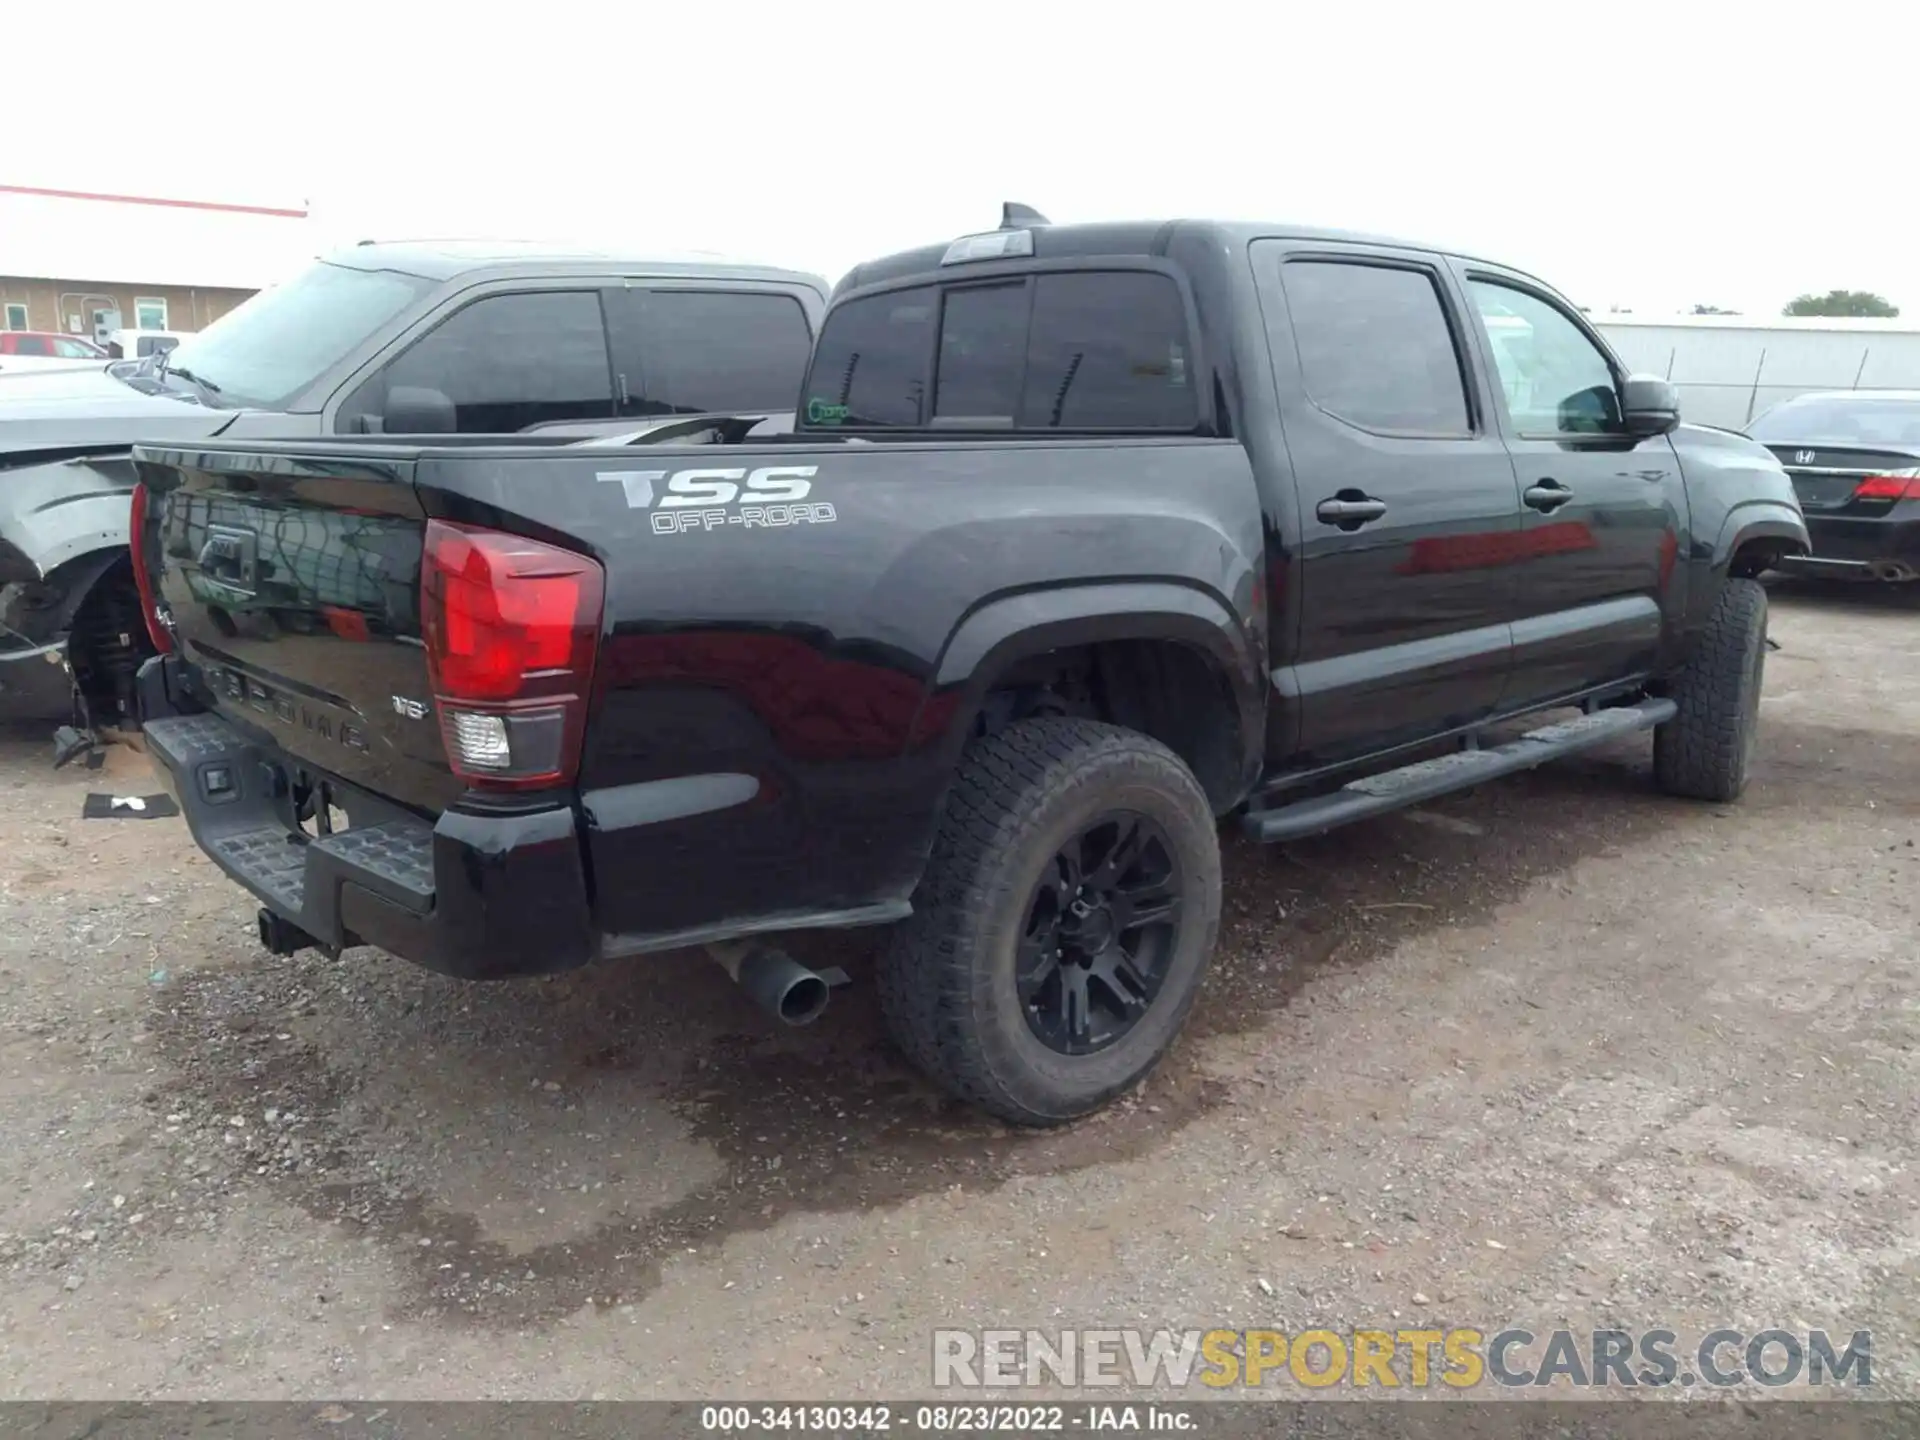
[132,445,611,975]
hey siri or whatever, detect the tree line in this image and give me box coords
[1679,291,1902,318]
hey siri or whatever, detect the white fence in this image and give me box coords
[1594,316,1920,431]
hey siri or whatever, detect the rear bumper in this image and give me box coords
[1776,511,1920,578]
[138,656,597,980]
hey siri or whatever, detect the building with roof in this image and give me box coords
[0,183,318,346]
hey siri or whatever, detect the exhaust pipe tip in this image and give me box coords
[1870,561,1917,583]
[708,942,831,1027]
[759,958,830,1026]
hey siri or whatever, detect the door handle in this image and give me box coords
[1315,493,1389,530]
[1523,479,1573,512]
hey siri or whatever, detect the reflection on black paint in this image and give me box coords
[1395,520,1598,575]
[598,630,959,763]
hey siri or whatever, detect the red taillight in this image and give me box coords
[1853,473,1920,502]
[127,481,173,655]
[421,520,603,791]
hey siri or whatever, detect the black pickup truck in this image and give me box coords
[132,209,1809,1125]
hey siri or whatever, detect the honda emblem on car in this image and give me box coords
[1794,450,1816,465]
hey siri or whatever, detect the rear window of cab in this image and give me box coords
[802,269,1196,432]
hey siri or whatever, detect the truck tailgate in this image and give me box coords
[137,447,461,815]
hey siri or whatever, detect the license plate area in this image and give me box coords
[1788,473,1860,511]
[291,770,353,840]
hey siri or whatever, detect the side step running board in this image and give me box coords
[1242,698,1677,843]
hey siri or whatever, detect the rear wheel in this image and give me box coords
[1654,577,1768,802]
[877,718,1221,1126]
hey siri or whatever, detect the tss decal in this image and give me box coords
[597,466,836,536]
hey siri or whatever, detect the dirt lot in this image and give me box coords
[0,579,1914,1401]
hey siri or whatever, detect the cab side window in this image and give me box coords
[1468,280,1622,436]
[340,290,614,433]
[614,289,814,417]
[1280,260,1471,437]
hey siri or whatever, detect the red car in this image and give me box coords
[0,330,111,372]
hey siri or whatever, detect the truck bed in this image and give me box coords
[133,432,1265,973]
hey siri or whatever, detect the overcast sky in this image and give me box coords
[12,1,1914,316]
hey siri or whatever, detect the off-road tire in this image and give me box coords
[1654,577,1768,802]
[877,718,1222,1127]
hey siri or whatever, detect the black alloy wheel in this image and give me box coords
[1017,812,1183,1055]
[876,717,1223,1126]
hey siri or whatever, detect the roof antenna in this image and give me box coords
[1000,202,1050,230]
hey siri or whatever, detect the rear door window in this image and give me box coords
[12,335,51,356]
[1281,260,1472,436]
[613,289,813,417]
[341,290,615,433]
[804,270,1195,431]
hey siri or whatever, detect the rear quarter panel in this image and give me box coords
[415,439,1265,943]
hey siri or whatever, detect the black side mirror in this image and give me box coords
[1621,374,1680,437]
[380,386,456,434]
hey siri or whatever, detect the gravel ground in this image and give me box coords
[0,578,1914,1402]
